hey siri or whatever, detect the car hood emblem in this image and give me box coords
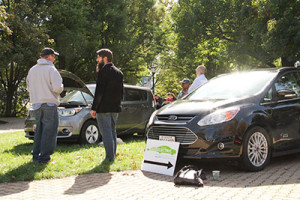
[168,115,178,120]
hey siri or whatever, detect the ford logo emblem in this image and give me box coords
[168,115,178,120]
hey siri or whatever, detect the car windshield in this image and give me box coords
[187,71,277,100]
[87,84,96,95]
[60,85,95,104]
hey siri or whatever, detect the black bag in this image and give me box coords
[174,165,206,187]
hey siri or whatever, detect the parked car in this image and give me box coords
[25,70,155,144]
[146,67,300,171]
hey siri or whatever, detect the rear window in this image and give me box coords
[124,88,147,101]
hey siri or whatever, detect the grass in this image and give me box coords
[0,131,146,183]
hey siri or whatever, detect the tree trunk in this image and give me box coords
[4,61,16,117]
[5,86,15,117]
[58,54,66,70]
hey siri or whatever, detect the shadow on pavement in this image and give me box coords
[64,160,112,195]
[0,162,46,197]
[0,120,7,124]
[142,153,300,188]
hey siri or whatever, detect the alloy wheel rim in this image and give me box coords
[247,132,268,167]
[85,125,99,144]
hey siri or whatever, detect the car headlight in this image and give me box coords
[198,107,240,126]
[146,110,158,128]
[59,107,83,117]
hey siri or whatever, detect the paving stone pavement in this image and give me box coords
[1,153,300,200]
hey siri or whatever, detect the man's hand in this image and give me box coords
[90,110,96,119]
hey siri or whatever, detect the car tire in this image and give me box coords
[80,120,101,144]
[240,126,271,172]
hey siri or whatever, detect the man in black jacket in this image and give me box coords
[90,48,123,162]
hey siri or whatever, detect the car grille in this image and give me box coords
[147,126,198,145]
[156,115,195,123]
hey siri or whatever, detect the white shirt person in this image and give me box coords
[188,65,208,93]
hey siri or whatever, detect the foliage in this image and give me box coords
[0,0,167,116]
[0,0,49,116]
[44,0,91,73]
[262,0,300,66]
[0,5,11,34]
[0,131,146,183]
[172,0,300,71]
[0,0,299,116]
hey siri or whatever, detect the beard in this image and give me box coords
[96,61,104,72]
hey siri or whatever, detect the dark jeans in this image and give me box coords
[96,113,118,162]
[33,104,58,163]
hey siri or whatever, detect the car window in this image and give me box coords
[124,89,146,101]
[263,87,273,102]
[273,72,300,100]
[87,85,96,95]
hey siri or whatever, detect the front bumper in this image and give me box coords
[146,121,243,159]
[24,116,81,140]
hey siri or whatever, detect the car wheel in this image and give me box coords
[240,126,271,172]
[80,120,101,144]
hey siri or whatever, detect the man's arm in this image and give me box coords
[50,68,64,95]
[91,67,105,112]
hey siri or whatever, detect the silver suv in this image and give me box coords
[25,70,155,144]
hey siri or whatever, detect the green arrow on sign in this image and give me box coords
[147,146,176,155]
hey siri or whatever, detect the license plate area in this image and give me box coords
[159,135,175,142]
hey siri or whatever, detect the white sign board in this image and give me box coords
[142,139,179,176]
[142,76,152,88]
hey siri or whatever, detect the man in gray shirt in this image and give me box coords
[26,48,63,164]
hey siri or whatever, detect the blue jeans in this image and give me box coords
[33,104,58,163]
[96,113,119,162]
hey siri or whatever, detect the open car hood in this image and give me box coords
[59,70,94,97]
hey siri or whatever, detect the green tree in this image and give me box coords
[263,0,300,66]
[172,0,299,72]
[44,0,90,73]
[0,0,48,116]
[0,5,11,35]
[43,0,166,85]
[0,0,169,116]
[85,0,166,84]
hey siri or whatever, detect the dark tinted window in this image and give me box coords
[124,89,147,101]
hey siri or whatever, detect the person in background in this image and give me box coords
[154,94,163,109]
[188,65,208,93]
[26,47,63,164]
[164,92,177,105]
[177,78,191,99]
[90,48,123,163]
